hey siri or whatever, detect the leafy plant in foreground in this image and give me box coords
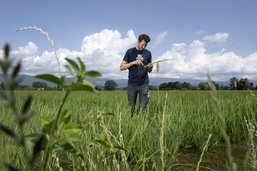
[0,43,46,170]
[38,56,101,170]
[0,43,101,170]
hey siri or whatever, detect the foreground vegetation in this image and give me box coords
[1,90,257,170]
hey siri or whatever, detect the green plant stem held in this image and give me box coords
[140,58,174,72]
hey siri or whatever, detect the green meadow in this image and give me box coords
[1,90,257,170]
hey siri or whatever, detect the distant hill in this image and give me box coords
[0,74,56,87]
[0,74,234,88]
[88,77,231,88]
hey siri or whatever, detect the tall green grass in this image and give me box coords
[1,90,256,170]
[6,25,256,170]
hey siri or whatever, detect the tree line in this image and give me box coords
[158,77,255,90]
[97,77,257,91]
[1,77,256,91]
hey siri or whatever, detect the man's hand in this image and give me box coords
[135,59,143,66]
[146,63,153,72]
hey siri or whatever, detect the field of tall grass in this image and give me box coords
[1,90,257,170]
[1,27,257,170]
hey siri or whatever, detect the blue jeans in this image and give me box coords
[127,82,149,116]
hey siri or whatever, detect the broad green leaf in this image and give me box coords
[83,80,95,88]
[75,74,85,83]
[60,110,72,125]
[0,60,10,73]
[0,124,17,139]
[86,70,102,77]
[41,117,51,125]
[77,57,85,72]
[70,82,95,92]
[11,62,21,79]
[31,134,48,161]
[35,74,63,86]
[21,95,32,115]
[65,58,79,72]
[63,124,82,134]
[42,119,56,133]
[60,76,66,86]
[65,64,75,76]
[25,133,44,149]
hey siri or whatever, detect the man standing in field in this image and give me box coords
[120,33,153,116]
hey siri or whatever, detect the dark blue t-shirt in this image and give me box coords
[123,47,152,85]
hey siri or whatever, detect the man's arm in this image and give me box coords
[120,60,143,71]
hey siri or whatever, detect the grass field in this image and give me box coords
[1,90,257,170]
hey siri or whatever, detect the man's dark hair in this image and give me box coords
[138,34,151,43]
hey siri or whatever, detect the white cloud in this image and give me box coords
[80,29,136,78]
[8,30,137,79]
[6,29,257,81]
[242,52,257,73]
[203,32,229,43]
[81,29,136,56]
[151,39,257,81]
[14,42,38,57]
[11,42,83,75]
[152,31,168,48]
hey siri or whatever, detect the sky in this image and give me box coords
[1,0,257,81]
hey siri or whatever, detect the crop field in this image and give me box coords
[1,90,257,170]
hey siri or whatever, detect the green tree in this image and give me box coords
[198,82,209,90]
[32,81,48,89]
[250,82,254,90]
[167,82,174,90]
[212,81,220,90]
[104,80,117,90]
[238,78,250,90]
[230,77,238,90]
[182,82,192,90]
[159,82,168,90]
[149,85,158,90]
[95,85,104,91]
[198,80,219,90]
[173,81,182,90]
